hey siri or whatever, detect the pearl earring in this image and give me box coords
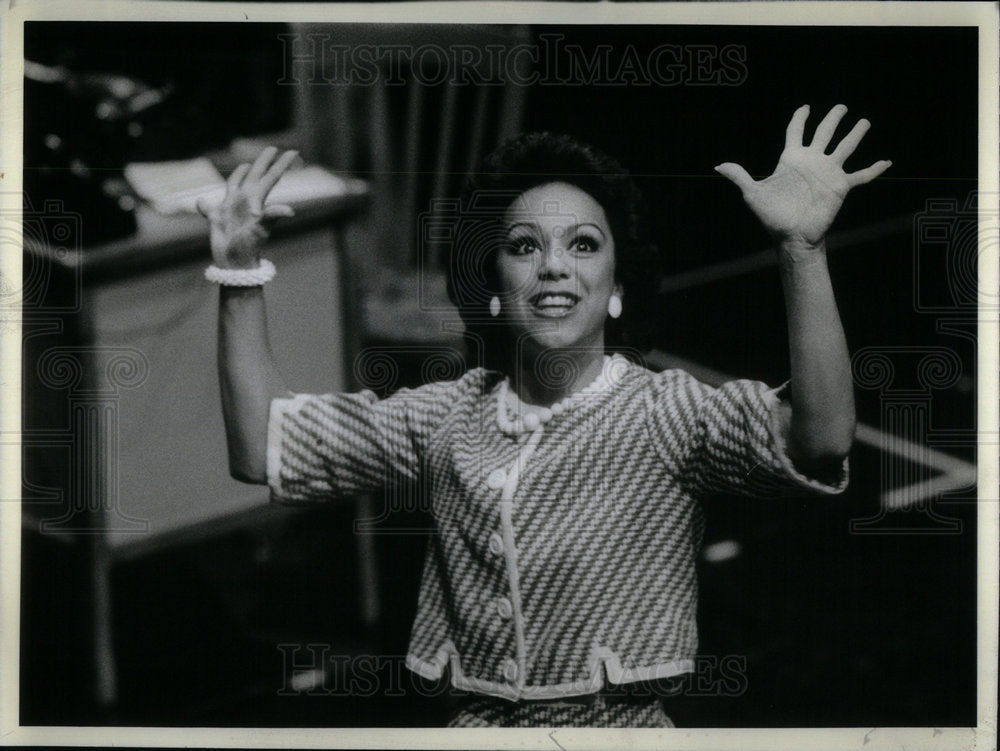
[490,296,501,318]
[608,294,622,319]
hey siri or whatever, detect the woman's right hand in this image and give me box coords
[197,146,299,269]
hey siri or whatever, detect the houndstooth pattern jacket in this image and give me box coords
[266,355,848,701]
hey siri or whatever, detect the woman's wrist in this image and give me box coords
[211,253,264,271]
[219,284,265,300]
[777,236,828,271]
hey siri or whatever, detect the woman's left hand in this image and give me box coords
[714,104,891,255]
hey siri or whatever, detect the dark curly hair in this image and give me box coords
[446,131,659,370]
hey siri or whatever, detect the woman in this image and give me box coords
[199,104,890,727]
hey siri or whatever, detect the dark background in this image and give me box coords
[21,22,979,728]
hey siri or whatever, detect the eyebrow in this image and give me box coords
[573,223,607,240]
[505,221,607,240]
[506,221,540,234]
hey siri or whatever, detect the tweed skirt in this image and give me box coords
[446,694,676,728]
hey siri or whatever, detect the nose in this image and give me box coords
[537,243,570,279]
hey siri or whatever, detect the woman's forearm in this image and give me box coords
[218,286,291,483]
[779,238,856,469]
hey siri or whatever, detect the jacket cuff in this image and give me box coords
[762,381,850,495]
[266,393,314,501]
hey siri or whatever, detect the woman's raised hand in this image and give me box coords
[714,104,891,254]
[197,146,299,269]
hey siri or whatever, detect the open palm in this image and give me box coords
[715,104,891,248]
[197,146,298,269]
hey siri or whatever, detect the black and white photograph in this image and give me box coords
[1,1,997,748]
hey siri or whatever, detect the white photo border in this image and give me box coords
[1,1,996,749]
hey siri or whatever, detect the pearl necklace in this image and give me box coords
[496,355,626,436]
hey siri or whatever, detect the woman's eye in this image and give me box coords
[572,236,599,253]
[508,238,539,255]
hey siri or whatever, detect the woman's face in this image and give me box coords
[495,181,620,356]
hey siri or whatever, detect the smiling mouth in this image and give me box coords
[529,292,580,317]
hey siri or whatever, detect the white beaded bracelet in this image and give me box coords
[204,259,276,286]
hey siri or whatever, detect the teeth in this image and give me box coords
[536,294,576,306]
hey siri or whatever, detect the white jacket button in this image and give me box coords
[488,532,504,555]
[486,468,507,489]
[501,659,518,682]
[497,597,513,619]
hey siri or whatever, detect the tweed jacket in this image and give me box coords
[266,356,848,701]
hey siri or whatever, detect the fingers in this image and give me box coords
[846,159,892,187]
[246,145,280,185]
[226,162,251,192]
[262,203,295,220]
[810,103,848,152]
[221,147,300,218]
[785,105,810,150]
[195,195,211,218]
[259,150,300,196]
[830,117,871,164]
[714,162,755,194]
